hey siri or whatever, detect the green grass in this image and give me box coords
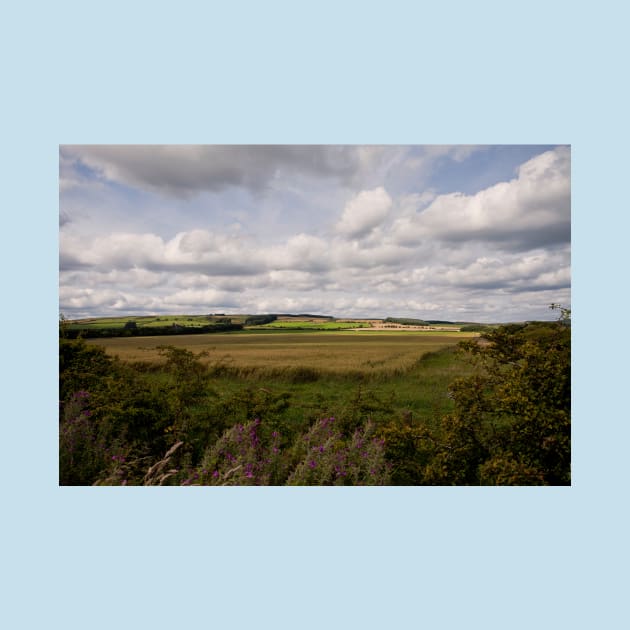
[257,320,369,330]
[85,330,479,429]
[66,314,248,330]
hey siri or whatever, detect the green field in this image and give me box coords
[66,314,246,330]
[83,329,480,433]
[79,332,477,454]
[258,320,369,330]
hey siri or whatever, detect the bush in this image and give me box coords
[431,315,570,484]
[286,417,390,485]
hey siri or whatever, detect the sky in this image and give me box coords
[59,145,570,322]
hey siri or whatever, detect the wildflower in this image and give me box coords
[212,470,219,478]
[309,460,317,469]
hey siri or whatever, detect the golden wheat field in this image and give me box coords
[86,331,477,375]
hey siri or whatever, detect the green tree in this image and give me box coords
[442,307,571,484]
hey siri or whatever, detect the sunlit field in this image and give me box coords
[87,330,478,376]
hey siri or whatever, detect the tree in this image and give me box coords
[440,306,571,484]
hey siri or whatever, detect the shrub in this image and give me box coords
[378,422,435,485]
[196,418,285,485]
[431,314,571,484]
[286,417,390,485]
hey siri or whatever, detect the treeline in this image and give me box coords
[244,315,277,326]
[383,317,428,326]
[62,322,244,339]
[383,317,461,325]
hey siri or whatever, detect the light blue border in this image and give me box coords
[3,1,627,629]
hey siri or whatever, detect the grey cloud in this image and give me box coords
[59,211,71,227]
[60,145,364,198]
[59,251,91,271]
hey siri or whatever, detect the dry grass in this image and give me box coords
[87,331,477,376]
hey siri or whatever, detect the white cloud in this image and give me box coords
[336,187,392,238]
[163,288,236,307]
[59,145,571,322]
[391,146,570,250]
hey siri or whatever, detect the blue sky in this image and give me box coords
[59,144,570,322]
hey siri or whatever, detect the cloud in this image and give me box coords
[439,253,571,292]
[60,229,265,276]
[59,145,570,322]
[163,288,238,308]
[391,146,570,250]
[60,145,364,198]
[267,233,331,272]
[336,187,392,238]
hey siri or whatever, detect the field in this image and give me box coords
[66,314,246,330]
[65,313,467,333]
[83,329,480,437]
[86,330,477,377]
[61,315,570,485]
[257,320,369,330]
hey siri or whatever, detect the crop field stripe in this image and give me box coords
[86,331,478,374]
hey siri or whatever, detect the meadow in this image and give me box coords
[86,330,476,376]
[60,314,570,486]
[66,314,247,330]
[83,330,479,440]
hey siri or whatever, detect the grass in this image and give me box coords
[85,330,480,429]
[258,321,369,330]
[87,330,477,375]
[66,314,248,330]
